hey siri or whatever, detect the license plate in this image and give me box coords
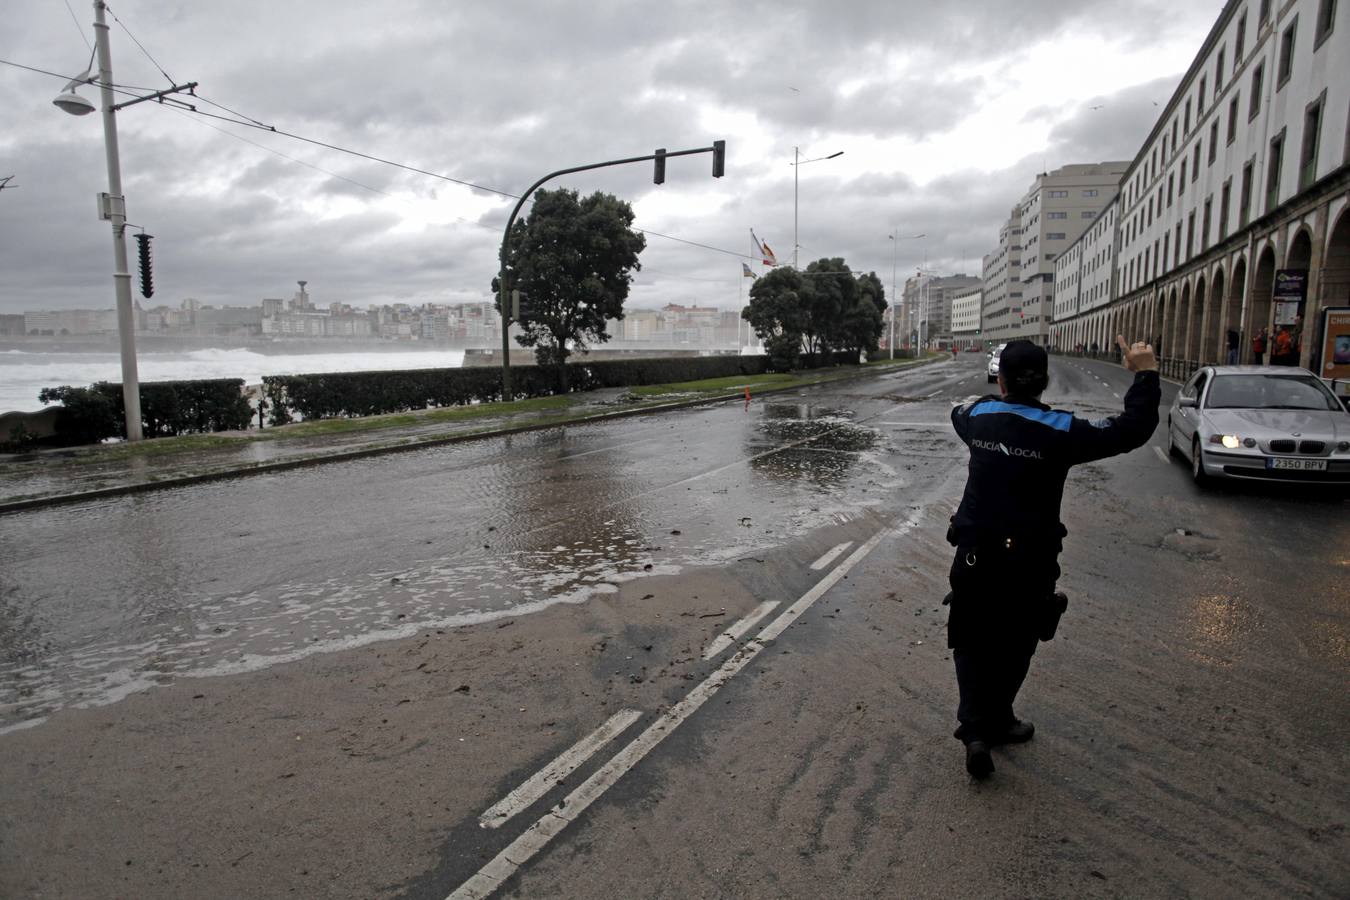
[1267,457,1327,471]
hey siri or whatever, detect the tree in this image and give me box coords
[742,267,807,371]
[493,188,645,391]
[743,258,885,369]
[800,257,856,363]
[841,270,886,360]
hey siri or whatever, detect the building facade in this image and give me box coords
[950,285,984,347]
[1053,198,1122,337]
[903,274,982,347]
[983,163,1129,346]
[1051,0,1350,382]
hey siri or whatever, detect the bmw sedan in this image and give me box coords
[1167,365,1350,485]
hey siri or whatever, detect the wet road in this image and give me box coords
[0,357,974,729]
[2,354,1347,898]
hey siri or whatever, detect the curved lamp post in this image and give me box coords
[791,148,842,269]
[888,232,924,358]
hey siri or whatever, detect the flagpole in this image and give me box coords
[738,256,743,352]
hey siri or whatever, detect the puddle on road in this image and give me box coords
[1181,589,1262,667]
[0,416,911,731]
[747,405,883,487]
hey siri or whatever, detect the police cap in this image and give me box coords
[999,340,1049,395]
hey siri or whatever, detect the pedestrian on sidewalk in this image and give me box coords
[1252,327,1267,365]
[944,336,1160,779]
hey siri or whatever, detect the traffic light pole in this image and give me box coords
[498,141,725,400]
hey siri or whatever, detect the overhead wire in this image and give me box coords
[163,105,501,233]
[104,3,176,85]
[5,50,761,265]
[61,0,92,51]
[181,96,763,262]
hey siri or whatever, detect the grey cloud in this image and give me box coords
[1045,75,1181,167]
[1,0,1216,314]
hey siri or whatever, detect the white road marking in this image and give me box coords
[702,600,781,660]
[477,709,642,830]
[809,541,853,571]
[1112,392,1121,399]
[1153,445,1170,464]
[874,421,951,428]
[558,436,662,461]
[448,518,915,900]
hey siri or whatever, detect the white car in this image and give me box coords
[986,343,1008,383]
[1167,365,1350,485]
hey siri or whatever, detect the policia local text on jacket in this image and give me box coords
[946,337,1160,778]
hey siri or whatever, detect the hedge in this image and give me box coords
[36,378,253,445]
[261,351,875,424]
[261,355,760,423]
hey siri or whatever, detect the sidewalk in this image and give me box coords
[0,356,940,513]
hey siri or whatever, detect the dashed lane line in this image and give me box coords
[478,709,642,829]
[447,518,915,899]
[1153,445,1171,464]
[701,600,781,661]
[809,541,854,571]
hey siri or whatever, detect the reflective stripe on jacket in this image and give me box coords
[949,371,1161,544]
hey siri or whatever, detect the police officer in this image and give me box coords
[947,335,1159,778]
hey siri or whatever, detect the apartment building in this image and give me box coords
[1051,0,1349,377]
[983,163,1129,346]
[22,308,118,336]
[950,285,984,347]
[981,216,1023,345]
[1053,199,1122,328]
[903,273,982,347]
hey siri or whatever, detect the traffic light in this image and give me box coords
[135,232,153,299]
[653,148,666,185]
[711,140,725,178]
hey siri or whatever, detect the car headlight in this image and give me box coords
[1339,441,1350,452]
[1208,434,1247,449]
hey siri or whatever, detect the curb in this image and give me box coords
[0,357,943,515]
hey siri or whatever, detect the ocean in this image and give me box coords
[0,346,466,413]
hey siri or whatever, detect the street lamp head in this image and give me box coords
[53,70,97,116]
[53,90,96,116]
[826,151,844,159]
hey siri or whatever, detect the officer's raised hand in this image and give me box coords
[1116,335,1158,373]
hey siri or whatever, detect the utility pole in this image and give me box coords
[54,1,197,440]
[94,0,142,441]
[889,234,897,359]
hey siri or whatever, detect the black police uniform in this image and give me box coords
[946,368,1161,745]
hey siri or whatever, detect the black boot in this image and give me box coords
[991,719,1035,745]
[965,741,994,779]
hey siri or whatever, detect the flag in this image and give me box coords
[750,229,776,267]
[742,262,756,278]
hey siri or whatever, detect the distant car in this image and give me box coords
[986,343,1008,383]
[1167,365,1350,485]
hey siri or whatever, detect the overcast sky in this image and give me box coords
[0,0,1222,314]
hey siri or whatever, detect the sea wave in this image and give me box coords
[0,347,465,413]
